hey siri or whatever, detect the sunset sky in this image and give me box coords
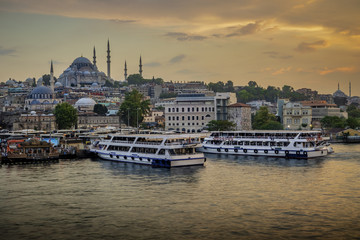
[0,0,359,96]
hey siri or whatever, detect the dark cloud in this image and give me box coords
[165,32,207,41]
[263,51,293,59]
[109,19,137,24]
[144,62,161,67]
[295,40,328,53]
[169,54,186,64]
[0,46,16,56]
[226,21,263,37]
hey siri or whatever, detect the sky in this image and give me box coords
[0,0,359,96]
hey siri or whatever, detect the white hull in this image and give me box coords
[198,146,328,159]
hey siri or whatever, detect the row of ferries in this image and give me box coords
[90,130,333,167]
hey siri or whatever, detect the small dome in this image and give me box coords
[30,111,37,115]
[25,78,33,83]
[55,82,62,87]
[74,97,97,107]
[91,82,99,87]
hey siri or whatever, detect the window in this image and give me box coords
[168,108,171,112]
[176,116,179,120]
[182,108,184,112]
[182,116,185,120]
[168,116,171,121]
[188,116,190,120]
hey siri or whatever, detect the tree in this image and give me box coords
[93,104,108,116]
[119,89,151,127]
[347,104,360,118]
[206,120,236,131]
[104,80,114,88]
[252,106,283,130]
[53,102,78,129]
[320,116,346,129]
[346,117,360,129]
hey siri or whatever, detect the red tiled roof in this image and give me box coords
[228,103,251,108]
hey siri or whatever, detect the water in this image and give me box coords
[1,144,360,240]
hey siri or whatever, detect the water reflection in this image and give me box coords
[205,153,326,168]
[94,158,204,184]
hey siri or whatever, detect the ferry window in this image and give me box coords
[251,142,256,146]
[244,141,249,146]
[158,149,165,155]
[239,141,243,145]
[284,142,290,147]
[270,142,275,146]
[257,142,262,146]
[277,142,283,147]
[263,142,269,146]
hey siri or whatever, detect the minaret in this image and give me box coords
[50,60,55,96]
[93,46,97,67]
[349,81,351,97]
[139,55,143,77]
[107,39,111,79]
[124,61,128,81]
[338,82,340,90]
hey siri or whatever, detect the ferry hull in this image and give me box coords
[94,151,205,168]
[198,146,328,159]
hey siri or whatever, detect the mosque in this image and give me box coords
[57,40,143,87]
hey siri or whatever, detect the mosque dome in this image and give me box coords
[25,78,33,83]
[74,97,97,107]
[91,82,99,87]
[73,57,92,65]
[333,89,347,98]
[6,79,16,85]
[28,86,54,100]
[55,82,63,87]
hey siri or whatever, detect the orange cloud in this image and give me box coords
[318,66,357,75]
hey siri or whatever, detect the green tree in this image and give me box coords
[159,92,178,99]
[347,104,360,118]
[346,117,360,129]
[320,116,346,129]
[93,104,108,116]
[206,120,236,131]
[237,90,253,103]
[104,80,114,88]
[119,89,151,127]
[252,106,283,130]
[53,102,78,129]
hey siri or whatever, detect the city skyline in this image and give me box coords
[0,0,359,96]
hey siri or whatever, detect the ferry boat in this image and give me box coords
[90,133,207,167]
[198,130,331,159]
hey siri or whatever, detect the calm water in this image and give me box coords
[1,144,360,240]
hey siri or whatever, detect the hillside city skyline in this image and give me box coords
[0,1,359,96]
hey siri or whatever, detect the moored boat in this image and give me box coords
[198,130,331,159]
[90,133,206,167]
[4,138,59,163]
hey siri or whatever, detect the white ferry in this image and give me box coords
[90,133,207,167]
[198,130,331,159]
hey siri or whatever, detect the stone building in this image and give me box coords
[227,103,252,130]
[77,112,120,129]
[13,112,56,131]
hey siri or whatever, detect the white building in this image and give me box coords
[283,102,312,130]
[164,93,234,133]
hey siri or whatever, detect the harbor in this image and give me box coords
[1,143,359,240]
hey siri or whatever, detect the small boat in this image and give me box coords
[90,133,206,167]
[4,138,59,163]
[198,130,331,159]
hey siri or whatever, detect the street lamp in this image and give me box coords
[137,108,140,130]
[127,108,130,127]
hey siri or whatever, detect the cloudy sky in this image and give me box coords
[0,0,359,95]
